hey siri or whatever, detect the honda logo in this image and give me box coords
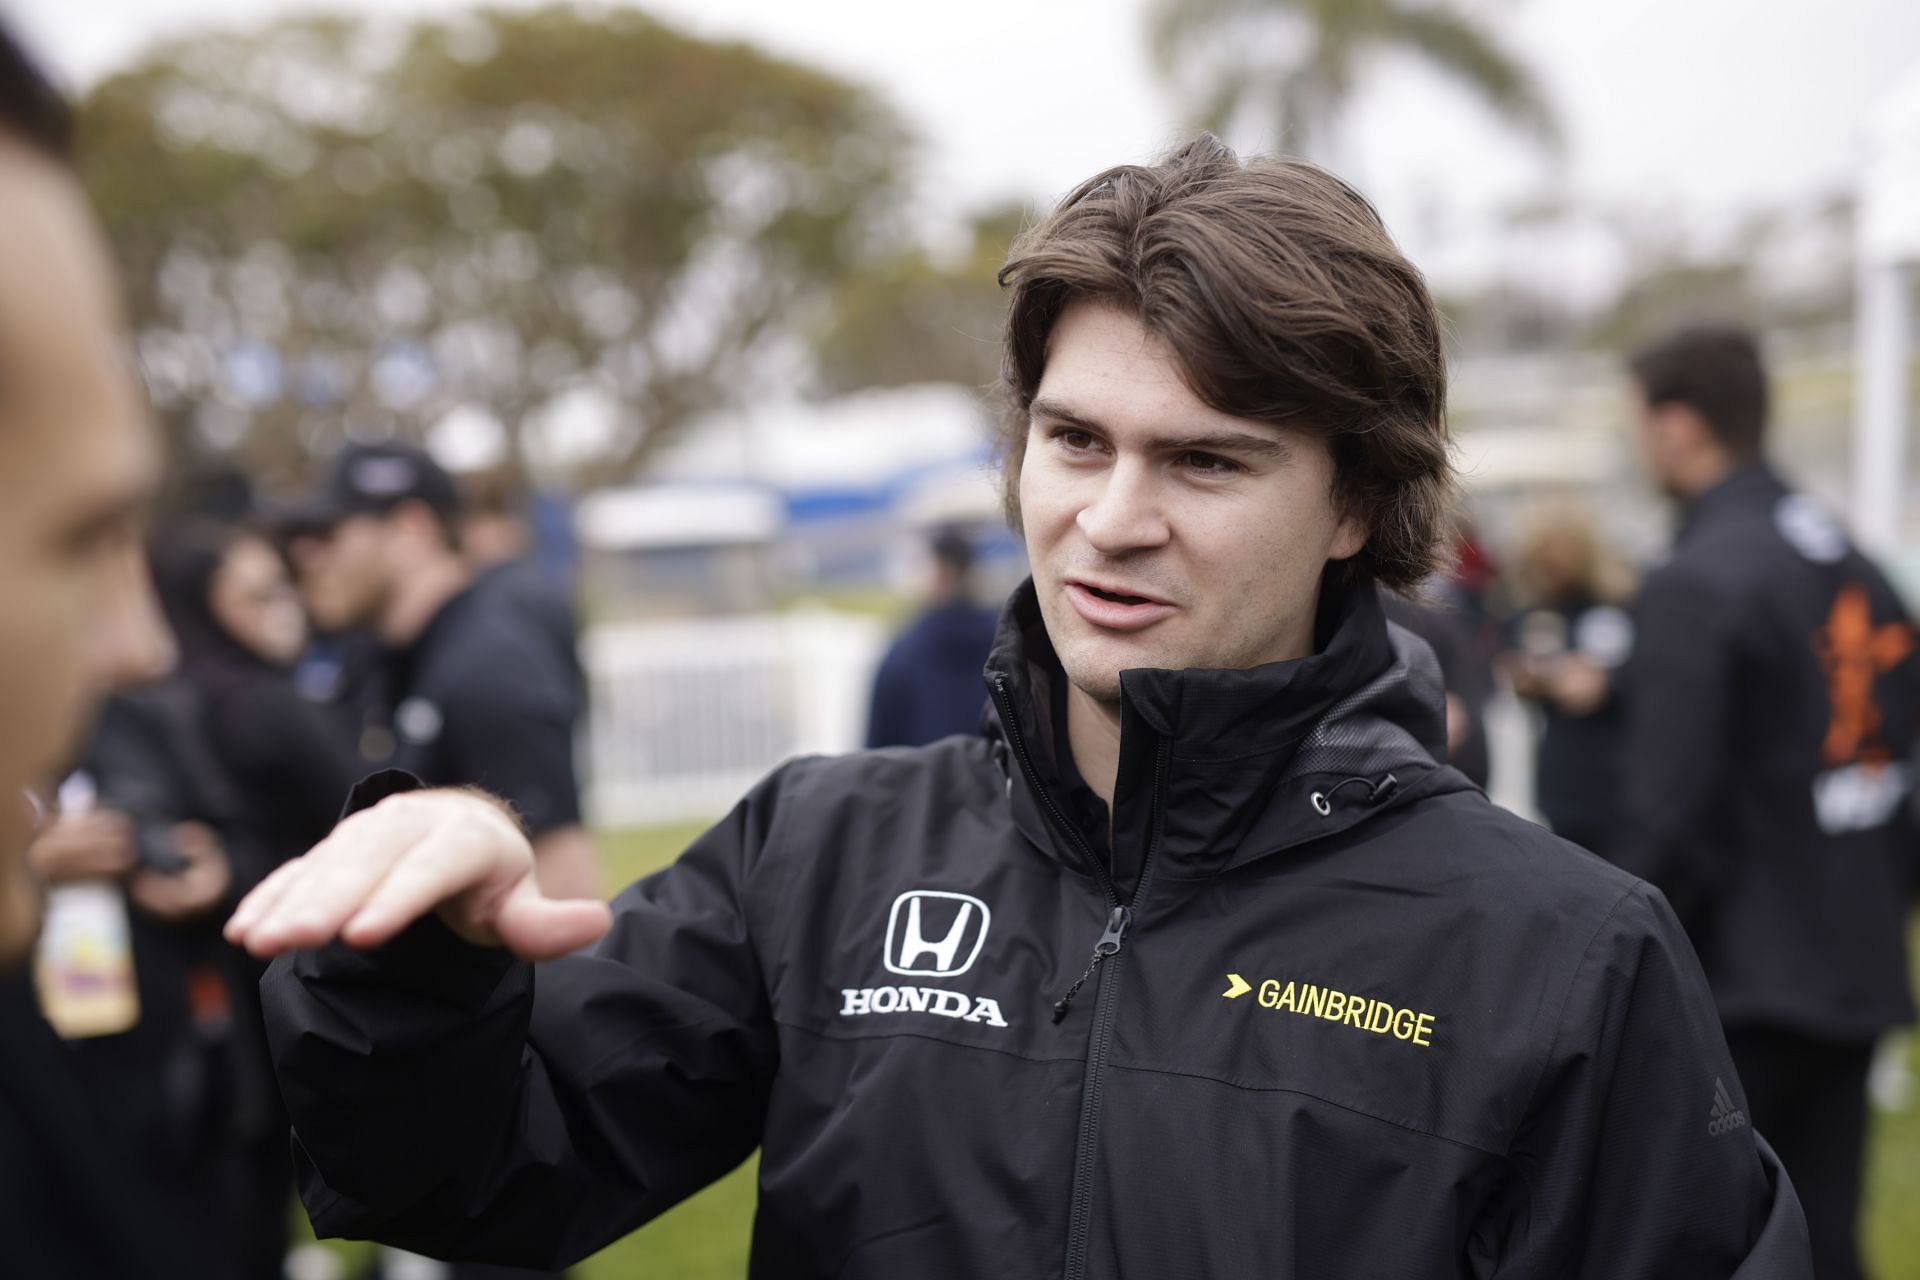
[884,891,991,978]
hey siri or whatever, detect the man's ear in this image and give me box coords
[1646,401,1710,455]
[1329,503,1370,564]
[391,499,447,549]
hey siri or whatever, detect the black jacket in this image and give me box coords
[264,579,1810,1277]
[0,968,200,1279]
[866,598,1001,749]
[1615,463,1919,1040]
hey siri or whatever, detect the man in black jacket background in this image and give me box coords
[235,140,1813,1277]
[1618,324,1918,1280]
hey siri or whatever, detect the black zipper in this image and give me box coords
[989,676,1118,905]
[989,675,1170,1280]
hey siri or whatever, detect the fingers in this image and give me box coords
[30,812,137,882]
[226,806,433,956]
[491,890,613,961]
[169,821,223,863]
[131,867,222,922]
[226,791,537,959]
[339,820,504,950]
[225,856,308,948]
[257,806,441,952]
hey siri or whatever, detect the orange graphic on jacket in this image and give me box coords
[1813,584,1913,765]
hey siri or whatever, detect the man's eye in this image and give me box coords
[64,518,134,558]
[1053,428,1099,452]
[1182,452,1241,475]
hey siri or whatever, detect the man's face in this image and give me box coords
[290,512,393,632]
[1633,388,1674,494]
[1019,301,1367,703]
[0,141,168,950]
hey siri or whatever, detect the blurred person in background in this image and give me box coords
[461,466,585,723]
[153,521,363,867]
[285,443,597,1280]
[0,19,197,1276]
[1618,323,1916,1280]
[866,526,1000,748]
[38,658,249,1280]
[1379,586,1491,788]
[233,138,1808,1278]
[1500,506,1636,855]
[150,518,369,1277]
[282,442,600,904]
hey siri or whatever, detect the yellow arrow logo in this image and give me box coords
[1222,973,1253,1000]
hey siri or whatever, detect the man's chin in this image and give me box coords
[1056,642,1145,706]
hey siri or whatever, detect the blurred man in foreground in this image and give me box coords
[0,25,191,1276]
[1619,324,1917,1280]
[234,139,1809,1276]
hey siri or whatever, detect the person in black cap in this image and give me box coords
[283,442,599,906]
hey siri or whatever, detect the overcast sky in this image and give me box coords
[12,0,1920,286]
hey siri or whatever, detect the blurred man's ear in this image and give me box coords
[1652,401,1724,464]
[389,500,449,552]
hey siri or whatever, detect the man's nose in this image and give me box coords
[1075,458,1170,555]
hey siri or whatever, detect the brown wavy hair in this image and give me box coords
[996,135,1456,591]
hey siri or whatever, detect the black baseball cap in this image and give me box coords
[272,442,461,535]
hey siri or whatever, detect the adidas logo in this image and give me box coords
[1707,1078,1749,1137]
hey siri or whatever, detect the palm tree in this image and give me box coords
[1146,0,1561,165]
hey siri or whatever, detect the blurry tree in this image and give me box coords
[1145,0,1559,164]
[78,5,916,487]
[811,201,1026,396]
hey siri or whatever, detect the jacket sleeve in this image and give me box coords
[1488,884,1811,1278]
[1612,567,1739,924]
[260,771,785,1269]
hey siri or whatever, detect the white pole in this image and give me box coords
[1852,261,1911,556]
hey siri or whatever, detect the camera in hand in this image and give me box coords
[100,777,191,877]
[132,821,190,876]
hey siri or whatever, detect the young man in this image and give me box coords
[283,442,600,903]
[0,26,197,1276]
[235,138,1811,1277]
[1617,324,1915,1280]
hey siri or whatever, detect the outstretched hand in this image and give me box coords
[225,789,611,961]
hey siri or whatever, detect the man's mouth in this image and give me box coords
[1083,584,1154,606]
[1064,579,1177,631]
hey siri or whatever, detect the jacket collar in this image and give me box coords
[1677,459,1787,545]
[982,575,1464,888]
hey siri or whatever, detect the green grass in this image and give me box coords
[575,825,757,1280]
[1865,938,1920,1279]
[300,824,1920,1277]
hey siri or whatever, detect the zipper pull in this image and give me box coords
[1052,905,1133,1024]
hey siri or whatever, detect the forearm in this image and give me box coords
[264,916,535,1248]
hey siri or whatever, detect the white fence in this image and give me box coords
[583,609,888,827]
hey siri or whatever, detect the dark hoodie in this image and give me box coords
[151,531,362,881]
[866,597,1001,748]
[263,577,1810,1277]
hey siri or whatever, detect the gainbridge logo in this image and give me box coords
[1810,585,1915,834]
